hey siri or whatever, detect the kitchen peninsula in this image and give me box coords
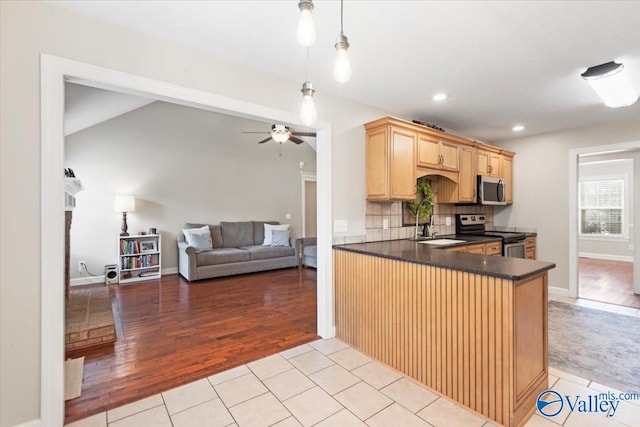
[333,239,555,427]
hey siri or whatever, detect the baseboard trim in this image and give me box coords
[70,276,105,286]
[70,267,178,286]
[548,286,570,297]
[579,252,633,262]
[14,418,41,427]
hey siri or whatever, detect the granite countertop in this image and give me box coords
[333,236,555,281]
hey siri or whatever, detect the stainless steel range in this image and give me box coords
[455,214,527,258]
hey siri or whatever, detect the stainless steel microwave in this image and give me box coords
[477,175,506,205]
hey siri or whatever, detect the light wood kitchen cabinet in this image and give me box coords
[365,124,416,201]
[477,146,501,177]
[432,144,475,204]
[364,117,516,204]
[501,151,514,204]
[449,241,502,255]
[526,236,536,260]
[417,134,459,171]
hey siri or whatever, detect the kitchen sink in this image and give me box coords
[417,238,467,245]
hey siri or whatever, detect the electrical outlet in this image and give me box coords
[630,244,634,250]
[285,213,291,219]
[383,218,389,230]
[78,260,85,272]
[445,217,452,226]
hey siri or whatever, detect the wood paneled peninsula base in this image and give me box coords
[333,240,555,427]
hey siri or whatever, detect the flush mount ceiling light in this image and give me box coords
[297,0,315,47]
[581,61,638,108]
[333,0,351,83]
[432,93,447,102]
[512,125,525,132]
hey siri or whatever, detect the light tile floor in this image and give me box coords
[66,297,640,427]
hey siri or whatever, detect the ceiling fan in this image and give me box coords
[243,124,316,145]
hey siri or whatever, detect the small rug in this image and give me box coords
[548,300,640,392]
[66,286,116,350]
[64,357,84,400]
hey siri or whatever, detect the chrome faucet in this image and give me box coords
[414,198,434,239]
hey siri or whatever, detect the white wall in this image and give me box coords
[578,156,635,260]
[0,2,395,425]
[66,101,317,280]
[494,115,640,292]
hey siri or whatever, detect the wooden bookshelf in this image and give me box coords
[118,234,161,284]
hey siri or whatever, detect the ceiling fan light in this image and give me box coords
[333,34,351,83]
[300,81,317,126]
[297,0,315,47]
[272,126,290,143]
[581,61,638,108]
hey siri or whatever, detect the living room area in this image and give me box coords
[64,82,319,423]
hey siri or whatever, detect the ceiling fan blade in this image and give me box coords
[292,132,317,137]
[257,137,272,144]
[289,136,304,144]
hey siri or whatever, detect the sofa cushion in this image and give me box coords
[253,221,279,245]
[221,221,254,248]
[240,245,295,261]
[271,229,290,247]
[195,248,251,266]
[303,245,317,258]
[182,225,213,252]
[263,223,290,246]
[184,223,223,248]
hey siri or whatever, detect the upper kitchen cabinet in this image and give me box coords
[501,150,514,204]
[417,134,459,171]
[365,121,416,201]
[477,144,502,177]
[364,117,515,203]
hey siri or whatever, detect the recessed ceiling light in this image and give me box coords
[432,93,447,102]
[512,125,525,132]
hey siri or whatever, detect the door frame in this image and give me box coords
[41,54,334,425]
[301,171,317,237]
[568,140,640,298]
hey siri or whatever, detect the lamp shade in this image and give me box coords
[114,195,136,213]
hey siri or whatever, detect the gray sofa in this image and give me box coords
[298,237,317,268]
[178,221,298,281]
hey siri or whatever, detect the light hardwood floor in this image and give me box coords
[579,257,639,308]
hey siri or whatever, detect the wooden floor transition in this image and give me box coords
[579,257,639,308]
[64,267,318,424]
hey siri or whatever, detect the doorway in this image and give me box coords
[302,171,317,237]
[569,143,640,307]
[41,54,334,425]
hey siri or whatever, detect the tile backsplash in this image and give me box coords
[364,179,494,243]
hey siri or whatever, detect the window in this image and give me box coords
[579,179,624,236]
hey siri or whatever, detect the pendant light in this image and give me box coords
[581,61,638,108]
[297,0,315,47]
[300,49,317,126]
[333,0,351,83]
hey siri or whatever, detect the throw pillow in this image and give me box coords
[182,225,213,252]
[263,223,290,246]
[270,229,291,247]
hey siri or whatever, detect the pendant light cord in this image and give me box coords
[306,47,310,81]
[340,0,344,35]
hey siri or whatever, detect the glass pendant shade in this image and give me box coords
[333,34,351,83]
[581,61,638,108]
[297,1,315,47]
[300,81,317,126]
